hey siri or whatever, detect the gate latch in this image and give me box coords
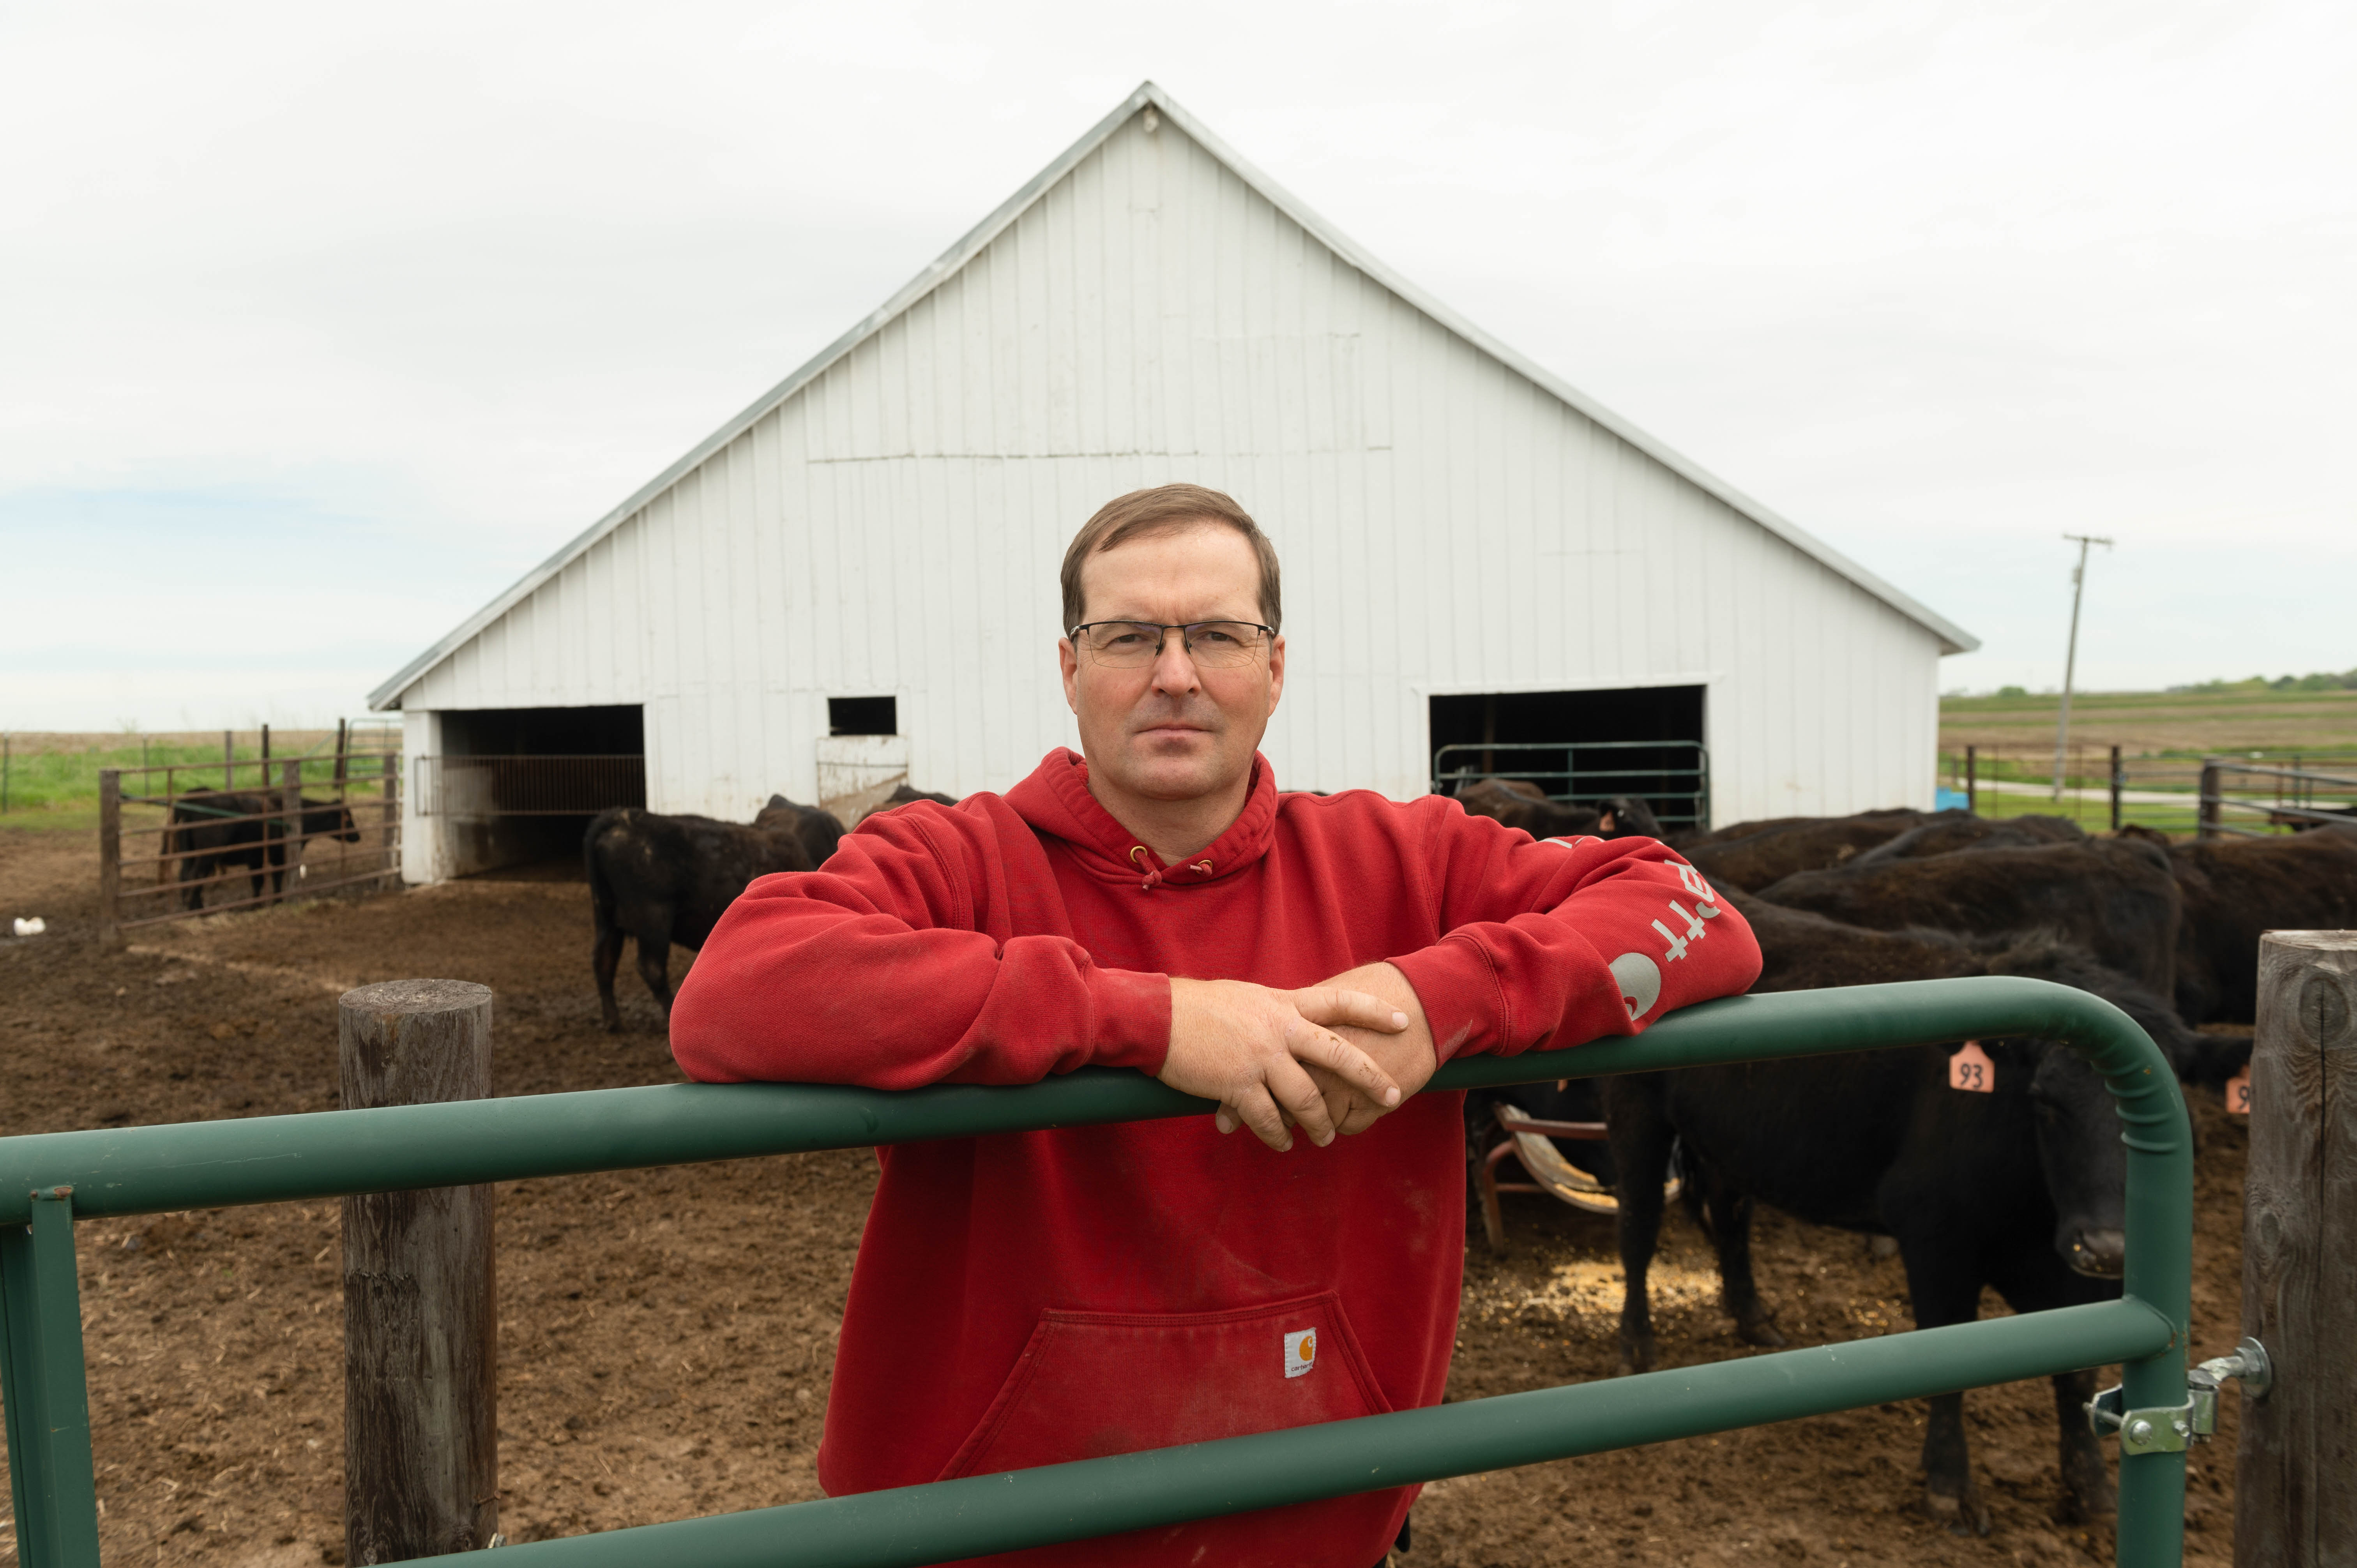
[2088,1336,2271,1451]
[2186,1336,2273,1439]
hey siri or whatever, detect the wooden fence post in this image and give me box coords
[2200,759,2222,841]
[279,760,302,906]
[2236,930,2357,1565]
[1965,745,1977,815]
[97,770,121,950]
[383,752,401,883]
[340,980,498,1563]
[2110,744,2124,833]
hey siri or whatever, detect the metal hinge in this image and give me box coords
[2087,1385,2193,1453]
[2087,1336,2271,1451]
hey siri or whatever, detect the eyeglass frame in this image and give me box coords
[1064,620,1279,666]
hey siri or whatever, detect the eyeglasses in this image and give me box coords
[1067,620,1275,669]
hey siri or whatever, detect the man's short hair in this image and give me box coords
[1060,484,1283,634]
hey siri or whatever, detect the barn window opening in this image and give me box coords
[1429,686,1709,832]
[829,696,898,736]
[421,705,647,879]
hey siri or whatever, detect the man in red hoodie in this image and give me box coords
[670,484,1761,1567]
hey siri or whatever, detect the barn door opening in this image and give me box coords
[419,705,647,878]
[1429,686,1709,833]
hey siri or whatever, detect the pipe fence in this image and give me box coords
[95,749,401,940]
[0,976,2196,1567]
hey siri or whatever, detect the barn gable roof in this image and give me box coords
[371,81,1974,709]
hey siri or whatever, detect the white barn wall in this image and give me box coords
[390,98,1951,841]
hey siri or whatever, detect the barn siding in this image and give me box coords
[391,105,1947,841]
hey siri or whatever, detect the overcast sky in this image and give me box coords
[4,0,2350,732]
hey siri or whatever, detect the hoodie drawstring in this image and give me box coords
[1129,846,1216,890]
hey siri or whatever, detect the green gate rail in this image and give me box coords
[0,976,2192,1567]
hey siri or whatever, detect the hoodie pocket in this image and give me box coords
[938,1290,1392,1481]
[933,1292,1406,1566]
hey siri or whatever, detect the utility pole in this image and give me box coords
[2051,533,2113,802]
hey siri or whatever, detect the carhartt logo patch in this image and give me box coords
[1283,1328,1317,1379]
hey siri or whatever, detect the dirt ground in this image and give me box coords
[0,821,2253,1567]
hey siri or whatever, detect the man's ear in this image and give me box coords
[1058,637,1080,715]
[1265,633,1286,715]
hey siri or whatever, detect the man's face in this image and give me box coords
[1059,523,1285,809]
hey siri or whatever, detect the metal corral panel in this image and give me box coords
[382,85,1964,836]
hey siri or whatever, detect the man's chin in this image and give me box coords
[1109,753,1235,803]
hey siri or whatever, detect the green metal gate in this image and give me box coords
[0,976,2194,1566]
[1433,739,1711,831]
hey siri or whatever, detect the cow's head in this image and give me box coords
[2025,1044,2127,1278]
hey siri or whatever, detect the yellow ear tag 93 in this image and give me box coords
[1947,1040,1994,1093]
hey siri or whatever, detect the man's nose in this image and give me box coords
[1149,630,1200,692]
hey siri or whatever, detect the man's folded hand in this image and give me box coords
[1302,962,1438,1135]
[1158,978,1408,1150]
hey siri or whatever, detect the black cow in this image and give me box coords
[1684,807,1924,848]
[586,805,815,1031]
[168,790,361,911]
[1452,780,1663,841]
[1453,779,1599,839]
[1603,894,2218,1531]
[1754,837,2181,998]
[1683,810,1959,891]
[880,783,960,808]
[756,795,848,868]
[1592,795,1664,840]
[1844,812,2083,868]
[2132,826,2357,1024]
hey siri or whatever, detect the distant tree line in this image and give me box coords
[2168,669,2357,694]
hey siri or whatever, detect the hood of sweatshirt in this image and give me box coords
[1005,747,1277,891]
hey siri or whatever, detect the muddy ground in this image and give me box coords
[0,823,2251,1567]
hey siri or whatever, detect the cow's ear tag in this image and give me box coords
[1947,1040,1994,1093]
[2224,1065,2251,1116]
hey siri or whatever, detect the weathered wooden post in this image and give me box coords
[2199,758,2222,840]
[1965,745,1977,815]
[2109,744,2124,832]
[340,980,498,1563]
[2236,931,2356,1565]
[382,752,401,882]
[97,769,121,949]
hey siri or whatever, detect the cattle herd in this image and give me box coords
[1469,796,2357,1533]
[580,782,2357,1537]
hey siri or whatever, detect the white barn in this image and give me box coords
[371,82,1975,883]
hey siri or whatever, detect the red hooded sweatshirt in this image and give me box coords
[670,750,1759,1567]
